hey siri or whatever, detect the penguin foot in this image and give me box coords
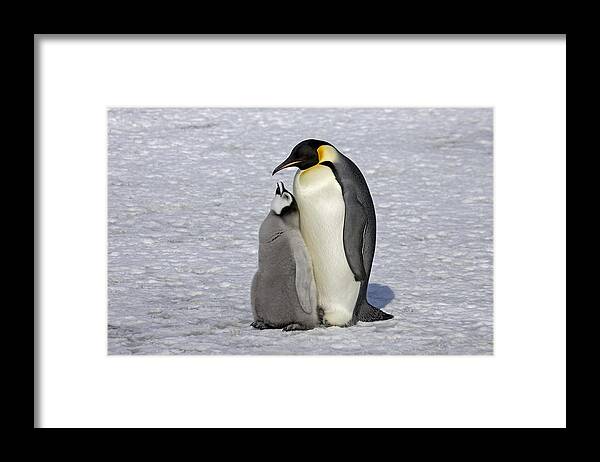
[320,317,335,328]
[282,323,311,332]
[251,320,273,330]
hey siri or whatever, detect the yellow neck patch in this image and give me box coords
[317,145,338,163]
[300,145,339,179]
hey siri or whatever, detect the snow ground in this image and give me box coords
[108,108,493,355]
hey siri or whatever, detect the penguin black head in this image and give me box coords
[270,181,298,216]
[272,139,337,175]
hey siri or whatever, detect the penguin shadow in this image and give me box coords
[367,283,395,309]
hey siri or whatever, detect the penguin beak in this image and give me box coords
[272,157,301,175]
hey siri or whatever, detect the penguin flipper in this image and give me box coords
[342,195,368,281]
[358,302,393,322]
[292,244,317,315]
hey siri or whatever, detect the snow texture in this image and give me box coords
[108,108,493,355]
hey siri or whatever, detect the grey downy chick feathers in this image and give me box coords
[251,181,318,331]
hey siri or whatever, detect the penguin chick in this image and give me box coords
[250,181,319,331]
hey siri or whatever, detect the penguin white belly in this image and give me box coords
[293,166,360,326]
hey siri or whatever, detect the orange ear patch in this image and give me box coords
[317,145,337,163]
[317,145,326,162]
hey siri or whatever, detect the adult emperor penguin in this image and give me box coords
[273,139,393,327]
[251,181,319,331]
